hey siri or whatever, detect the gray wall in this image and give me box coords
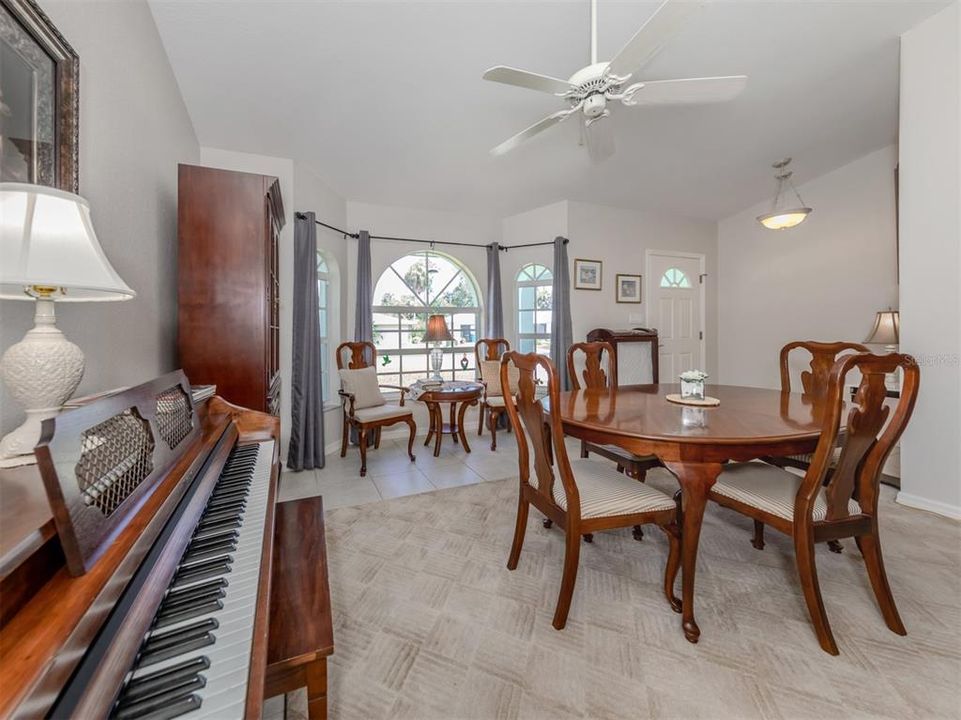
[0,0,199,434]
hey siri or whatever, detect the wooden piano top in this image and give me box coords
[0,395,281,718]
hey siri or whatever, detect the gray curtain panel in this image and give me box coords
[286,212,325,471]
[354,229,373,344]
[550,236,575,390]
[485,242,504,338]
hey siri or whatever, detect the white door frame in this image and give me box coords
[645,249,707,372]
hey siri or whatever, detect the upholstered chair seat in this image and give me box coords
[712,462,860,523]
[551,460,676,519]
[353,404,414,422]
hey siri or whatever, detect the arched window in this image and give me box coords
[660,267,691,288]
[317,252,331,401]
[372,251,481,387]
[516,263,552,357]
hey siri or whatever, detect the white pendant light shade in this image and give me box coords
[1,183,135,301]
[757,208,812,230]
[756,158,812,231]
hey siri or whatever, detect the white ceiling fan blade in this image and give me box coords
[584,116,615,163]
[491,110,572,156]
[622,75,748,106]
[605,0,707,80]
[483,65,573,95]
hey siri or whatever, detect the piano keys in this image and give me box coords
[0,371,333,720]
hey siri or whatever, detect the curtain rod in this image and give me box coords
[295,211,567,250]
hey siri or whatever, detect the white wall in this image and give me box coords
[0,0,199,435]
[717,145,899,389]
[567,201,719,377]
[897,2,961,519]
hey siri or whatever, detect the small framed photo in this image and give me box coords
[616,274,642,303]
[574,259,602,290]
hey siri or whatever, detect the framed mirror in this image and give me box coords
[1,0,78,191]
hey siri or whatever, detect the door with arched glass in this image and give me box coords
[647,251,704,378]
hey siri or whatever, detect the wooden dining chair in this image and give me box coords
[336,341,416,477]
[475,338,512,450]
[566,341,664,542]
[757,340,869,552]
[708,352,919,654]
[502,351,682,630]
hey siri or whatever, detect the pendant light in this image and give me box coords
[757,158,812,230]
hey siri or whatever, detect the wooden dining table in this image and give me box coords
[555,383,828,644]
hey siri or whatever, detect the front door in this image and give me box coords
[647,252,704,380]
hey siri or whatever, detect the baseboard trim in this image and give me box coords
[895,491,961,520]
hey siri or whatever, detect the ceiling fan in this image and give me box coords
[483,0,747,161]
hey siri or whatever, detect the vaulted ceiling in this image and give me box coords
[149,0,948,220]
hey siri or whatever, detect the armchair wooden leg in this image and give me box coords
[403,417,416,463]
[827,540,843,553]
[856,532,906,636]
[340,418,349,458]
[489,410,498,451]
[542,518,553,529]
[374,427,382,449]
[580,439,589,459]
[507,495,529,570]
[553,524,581,630]
[752,520,765,550]
[795,533,839,655]
[582,534,593,543]
[478,403,485,436]
[358,428,369,477]
[632,525,644,541]
[662,524,682,613]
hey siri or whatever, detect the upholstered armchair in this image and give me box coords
[336,341,416,477]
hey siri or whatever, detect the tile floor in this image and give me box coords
[278,423,536,508]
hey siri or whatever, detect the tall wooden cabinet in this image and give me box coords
[177,164,285,415]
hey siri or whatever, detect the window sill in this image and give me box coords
[323,401,340,412]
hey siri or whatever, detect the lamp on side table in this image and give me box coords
[864,308,900,391]
[0,183,135,467]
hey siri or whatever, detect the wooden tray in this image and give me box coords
[666,394,720,407]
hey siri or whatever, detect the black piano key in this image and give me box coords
[204,497,247,512]
[195,516,242,535]
[154,598,223,628]
[162,578,228,605]
[160,585,225,612]
[172,557,232,587]
[139,620,218,667]
[115,692,203,720]
[182,540,237,564]
[185,531,238,552]
[198,508,245,525]
[120,657,210,703]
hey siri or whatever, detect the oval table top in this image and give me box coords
[554,383,827,446]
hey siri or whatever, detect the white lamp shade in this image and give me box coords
[1,183,135,301]
[864,309,900,346]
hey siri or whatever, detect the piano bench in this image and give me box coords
[264,495,334,720]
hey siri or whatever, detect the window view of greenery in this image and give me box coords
[373,251,480,387]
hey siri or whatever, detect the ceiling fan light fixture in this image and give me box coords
[757,158,812,230]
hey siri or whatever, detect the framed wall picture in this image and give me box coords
[1,0,79,191]
[616,273,642,303]
[574,258,602,290]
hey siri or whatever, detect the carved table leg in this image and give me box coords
[433,403,443,457]
[450,402,458,444]
[663,461,723,644]
[457,399,475,452]
[424,401,436,447]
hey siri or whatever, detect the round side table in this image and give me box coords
[414,382,483,457]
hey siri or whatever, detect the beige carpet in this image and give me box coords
[286,469,960,720]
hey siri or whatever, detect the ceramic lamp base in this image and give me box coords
[0,299,84,466]
[430,346,444,381]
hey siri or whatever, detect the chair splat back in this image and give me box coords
[336,341,376,370]
[475,338,510,365]
[779,341,868,400]
[567,341,617,390]
[798,353,919,523]
[502,352,579,516]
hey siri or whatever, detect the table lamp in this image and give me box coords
[0,183,135,466]
[424,314,452,380]
[864,308,900,390]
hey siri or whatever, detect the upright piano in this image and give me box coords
[0,371,332,719]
